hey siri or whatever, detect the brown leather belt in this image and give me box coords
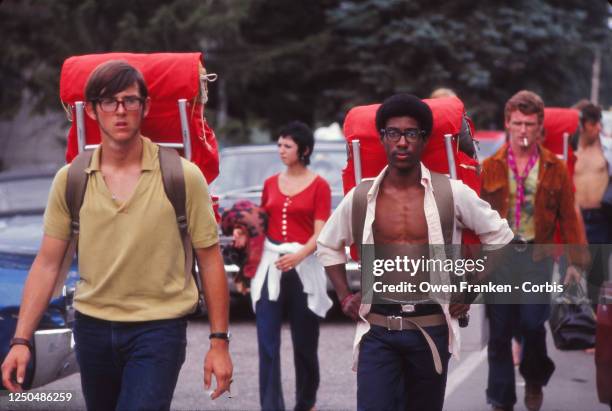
[366,312,447,375]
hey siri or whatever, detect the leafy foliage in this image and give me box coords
[0,0,610,137]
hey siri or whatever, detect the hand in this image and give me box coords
[234,277,250,296]
[341,292,361,320]
[449,303,470,318]
[564,265,583,285]
[1,345,31,392]
[203,340,233,400]
[275,253,305,272]
[232,227,248,249]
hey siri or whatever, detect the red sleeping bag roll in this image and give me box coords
[60,52,220,185]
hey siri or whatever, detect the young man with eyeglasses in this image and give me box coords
[1,60,233,410]
[316,93,513,411]
[480,90,587,411]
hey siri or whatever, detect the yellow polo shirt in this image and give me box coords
[44,137,219,321]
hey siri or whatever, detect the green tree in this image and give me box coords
[0,0,248,118]
[321,0,611,128]
[1,0,610,136]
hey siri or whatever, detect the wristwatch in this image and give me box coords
[209,332,231,342]
[10,337,33,352]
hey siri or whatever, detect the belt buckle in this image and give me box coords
[401,304,416,313]
[386,315,403,331]
[514,235,528,253]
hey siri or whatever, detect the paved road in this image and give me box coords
[2,304,607,410]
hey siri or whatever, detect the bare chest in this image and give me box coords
[574,148,609,207]
[575,149,608,178]
[373,187,428,244]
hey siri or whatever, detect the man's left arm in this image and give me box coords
[183,161,232,399]
[195,245,233,399]
[453,181,514,246]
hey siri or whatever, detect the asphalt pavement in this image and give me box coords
[2,303,607,411]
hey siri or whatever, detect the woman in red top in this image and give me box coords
[247,121,332,411]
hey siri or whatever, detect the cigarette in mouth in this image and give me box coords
[522,137,528,146]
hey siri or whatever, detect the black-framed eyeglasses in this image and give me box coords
[95,96,144,113]
[381,127,426,143]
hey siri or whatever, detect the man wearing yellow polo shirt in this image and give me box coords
[1,61,233,410]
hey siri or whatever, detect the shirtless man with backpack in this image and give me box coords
[1,60,232,410]
[316,93,513,411]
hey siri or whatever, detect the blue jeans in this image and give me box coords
[256,270,320,411]
[581,209,610,304]
[486,254,555,408]
[73,311,187,411]
[357,324,451,411]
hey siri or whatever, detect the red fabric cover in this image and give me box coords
[341,104,387,192]
[60,52,219,185]
[541,108,581,251]
[542,107,579,179]
[596,283,612,403]
[262,175,332,245]
[342,97,481,258]
[342,96,467,193]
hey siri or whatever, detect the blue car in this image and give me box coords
[0,167,79,390]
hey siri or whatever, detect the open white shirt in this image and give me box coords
[315,163,514,370]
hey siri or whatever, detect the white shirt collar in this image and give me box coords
[366,162,434,200]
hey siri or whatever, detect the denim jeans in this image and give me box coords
[73,311,187,411]
[486,255,555,408]
[357,324,451,411]
[256,270,320,411]
[581,209,611,303]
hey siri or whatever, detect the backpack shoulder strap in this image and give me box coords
[54,150,93,298]
[158,146,188,234]
[351,179,374,260]
[158,146,194,287]
[65,150,94,234]
[430,172,454,245]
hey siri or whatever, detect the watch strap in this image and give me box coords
[209,332,230,341]
[10,337,33,352]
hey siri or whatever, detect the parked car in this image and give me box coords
[210,142,360,295]
[474,130,505,162]
[0,167,79,390]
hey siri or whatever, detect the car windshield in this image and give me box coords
[0,175,53,216]
[0,173,55,254]
[211,147,346,194]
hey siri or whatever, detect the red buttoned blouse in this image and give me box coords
[261,174,331,244]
